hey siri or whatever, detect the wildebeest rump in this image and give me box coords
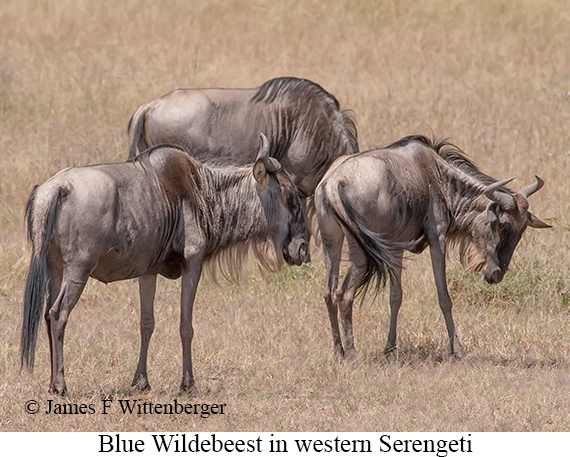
[315,135,550,359]
[21,135,309,395]
[127,77,359,200]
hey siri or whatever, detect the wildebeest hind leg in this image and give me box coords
[336,235,367,360]
[323,241,343,357]
[47,269,89,395]
[45,262,63,393]
[385,250,404,354]
[132,274,157,391]
[320,212,345,357]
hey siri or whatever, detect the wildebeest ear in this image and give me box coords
[265,157,282,173]
[484,203,499,224]
[527,212,552,229]
[253,158,268,187]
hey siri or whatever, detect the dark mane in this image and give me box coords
[387,135,496,185]
[253,77,358,168]
[252,77,340,108]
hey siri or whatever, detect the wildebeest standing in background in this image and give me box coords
[127,77,359,235]
[21,134,309,395]
[315,135,551,360]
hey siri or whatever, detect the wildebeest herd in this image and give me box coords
[20,77,550,395]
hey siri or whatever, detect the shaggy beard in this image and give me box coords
[458,239,486,273]
[204,239,284,284]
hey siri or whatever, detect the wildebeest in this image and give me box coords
[315,135,551,359]
[127,76,359,203]
[21,134,309,395]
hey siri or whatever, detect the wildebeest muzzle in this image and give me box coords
[283,237,310,266]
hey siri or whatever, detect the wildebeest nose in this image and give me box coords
[485,267,503,284]
[285,239,310,265]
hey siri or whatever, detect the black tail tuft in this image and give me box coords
[20,252,48,371]
[20,185,60,371]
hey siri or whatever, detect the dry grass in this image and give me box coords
[1,0,570,431]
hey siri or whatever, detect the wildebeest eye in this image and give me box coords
[294,202,302,217]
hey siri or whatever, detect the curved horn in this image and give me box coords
[256,133,270,161]
[256,133,282,172]
[518,175,544,199]
[483,177,516,210]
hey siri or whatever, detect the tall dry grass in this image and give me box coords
[1,0,569,431]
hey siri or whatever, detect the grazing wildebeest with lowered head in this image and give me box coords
[127,76,359,235]
[315,135,550,359]
[21,134,309,395]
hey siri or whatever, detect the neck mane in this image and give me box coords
[393,135,507,272]
[198,166,283,281]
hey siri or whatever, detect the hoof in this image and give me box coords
[451,338,466,360]
[49,385,67,396]
[179,383,199,396]
[179,372,198,396]
[132,374,151,391]
[343,348,357,362]
[333,345,345,360]
[451,348,466,360]
[384,344,397,355]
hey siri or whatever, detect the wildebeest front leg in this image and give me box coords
[428,239,465,358]
[385,250,404,354]
[132,274,157,390]
[179,258,202,394]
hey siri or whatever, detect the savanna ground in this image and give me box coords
[1,0,570,432]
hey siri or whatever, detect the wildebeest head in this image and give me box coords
[253,133,310,266]
[470,176,551,284]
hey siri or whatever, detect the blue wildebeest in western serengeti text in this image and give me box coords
[21,134,309,395]
[315,135,551,360]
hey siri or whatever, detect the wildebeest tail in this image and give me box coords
[333,184,404,299]
[127,104,147,159]
[21,184,64,371]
